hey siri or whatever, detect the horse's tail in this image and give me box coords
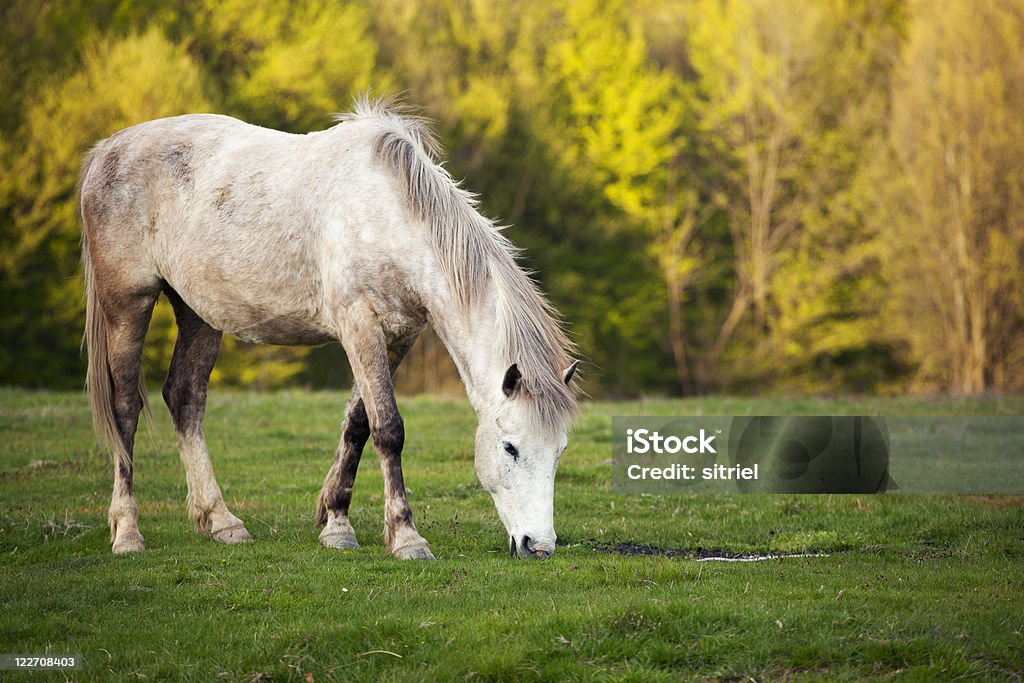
[80,150,152,473]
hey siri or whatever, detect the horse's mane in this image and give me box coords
[336,97,578,429]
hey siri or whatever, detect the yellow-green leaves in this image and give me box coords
[884,0,1024,392]
[210,1,378,132]
[1,0,1021,394]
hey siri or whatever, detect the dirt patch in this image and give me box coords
[585,538,830,562]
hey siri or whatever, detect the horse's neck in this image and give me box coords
[428,289,502,415]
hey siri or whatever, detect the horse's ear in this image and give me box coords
[502,364,521,398]
[563,360,580,385]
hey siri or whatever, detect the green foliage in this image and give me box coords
[192,0,379,131]
[0,26,209,387]
[682,0,905,392]
[1,0,1021,395]
[881,0,1024,392]
[545,2,702,394]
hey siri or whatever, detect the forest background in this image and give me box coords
[2,0,1022,398]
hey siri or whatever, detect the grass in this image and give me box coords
[1,389,1022,681]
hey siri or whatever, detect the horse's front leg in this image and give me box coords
[336,313,434,560]
[316,391,368,550]
[371,395,434,560]
[317,335,418,551]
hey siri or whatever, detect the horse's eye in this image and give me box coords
[503,441,519,461]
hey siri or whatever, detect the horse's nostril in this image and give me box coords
[512,535,551,559]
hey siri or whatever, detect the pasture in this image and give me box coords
[1,389,1022,681]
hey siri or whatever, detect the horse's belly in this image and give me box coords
[174,284,335,346]
[231,315,336,346]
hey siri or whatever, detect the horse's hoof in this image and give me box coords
[211,524,253,544]
[112,530,145,554]
[393,545,436,561]
[320,533,359,550]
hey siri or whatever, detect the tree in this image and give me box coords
[190,0,379,132]
[759,0,908,392]
[882,0,1024,392]
[367,0,681,396]
[2,0,1017,395]
[0,27,210,387]
[547,0,704,393]
[683,0,908,390]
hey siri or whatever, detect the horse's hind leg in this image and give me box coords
[162,288,252,544]
[317,334,417,551]
[104,295,158,553]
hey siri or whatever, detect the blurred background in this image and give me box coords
[1,0,1022,398]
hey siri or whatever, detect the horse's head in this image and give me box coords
[474,361,579,559]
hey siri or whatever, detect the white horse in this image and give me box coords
[80,98,579,560]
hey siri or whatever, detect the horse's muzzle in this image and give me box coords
[510,535,554,560]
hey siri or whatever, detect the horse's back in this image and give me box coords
[80,113,303,247]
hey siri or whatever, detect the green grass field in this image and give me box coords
[1,389,1022,681]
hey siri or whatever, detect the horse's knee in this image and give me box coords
[371,413,405,456]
